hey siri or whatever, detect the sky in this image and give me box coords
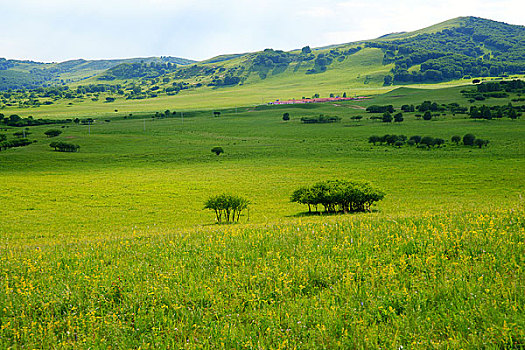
[1,0,524,63]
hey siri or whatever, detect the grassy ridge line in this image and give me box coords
[1,205,523,348]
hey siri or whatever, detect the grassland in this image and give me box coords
[0,85,524,348]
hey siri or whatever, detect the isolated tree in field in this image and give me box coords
[211,146,224,155]
[44,129,62,138]
[282,112,290,121]
[451,135,461,145]
[394,112,404,122]
[463,133,476,146]
[204,194,249,223]
[213,111,221,117]
[423,111,432,120]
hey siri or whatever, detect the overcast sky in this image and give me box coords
[2,0,523,62]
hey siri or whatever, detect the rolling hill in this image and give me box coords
[1,16,524,116]
[0,56,196,90]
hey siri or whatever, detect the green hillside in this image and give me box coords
[0,56,196,90]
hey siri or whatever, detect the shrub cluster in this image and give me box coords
[300,115,341,124]
[290,180,384,214]
[204,194,249,223]
[50,141,80,152]
[0,138,33,151]
[369,134,489,148]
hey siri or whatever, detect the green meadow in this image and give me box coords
[1,85,524,348]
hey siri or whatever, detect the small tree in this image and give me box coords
[211,146,224,155]
[44,129,62,138]
[451,135,461,145]
[204,194,249,223]
[382,112,392,123]
[463,133,476,146]
[423,111,432,120]
[282,112,290,121]
[394,112,403,122]
[368,135,380,145]
[474,138,489,148]
[409,135,422,144]
[420,136,435,148]
[213,111,221,117]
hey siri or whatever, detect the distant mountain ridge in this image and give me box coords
[1,16,524,93]
[0,56,196,90]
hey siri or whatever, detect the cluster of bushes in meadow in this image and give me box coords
[469,104,522,119]
[0,113,71,127]
[204,194,249,223]
[368,133,489,148]
[462,79,525,101]
[49,141,80,152]
[290,180,385,214]
[300,115,341,124]
[0,137,33,151]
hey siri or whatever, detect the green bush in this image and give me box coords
[291,180,384,214]
[50,141,80,152]
[204,194,249,223]
[211,146,224,155]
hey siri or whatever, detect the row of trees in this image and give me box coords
[0,138,33,151]
[290,180,385,214]
[469,104,522,119]
[368,133,489,148]
[301,115,341,124]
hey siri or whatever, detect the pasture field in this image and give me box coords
[0,86,524,348]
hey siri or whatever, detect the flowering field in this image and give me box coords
[1,207,523,348]
[1,89,524,347]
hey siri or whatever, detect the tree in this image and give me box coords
[383,75,393,86]
[423,111,432,120]
[420,136,435,148]
[394,112,404,122]
[204,194,249,223]
[409,135,422,144]
[463,133,476,146]
[211,146,224,155]
[474,138,489,148]
[282,112,290,121]
[213,111,221,117]
[451,135,461,144]
[49,141,79,152]
[290,180,385,214]
[368,135,380,145]
[44,129,62,138]
[382,112,392,123]
[301,46,312,55]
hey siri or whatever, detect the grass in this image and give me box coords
[0,85,524,347]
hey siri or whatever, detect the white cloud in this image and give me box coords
[1,0,523,62]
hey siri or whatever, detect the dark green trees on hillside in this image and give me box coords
[291,180,385,214]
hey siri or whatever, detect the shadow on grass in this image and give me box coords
[287,209,379,218]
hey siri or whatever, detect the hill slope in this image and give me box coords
[0,56,196,90]
[87,17,525,101]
